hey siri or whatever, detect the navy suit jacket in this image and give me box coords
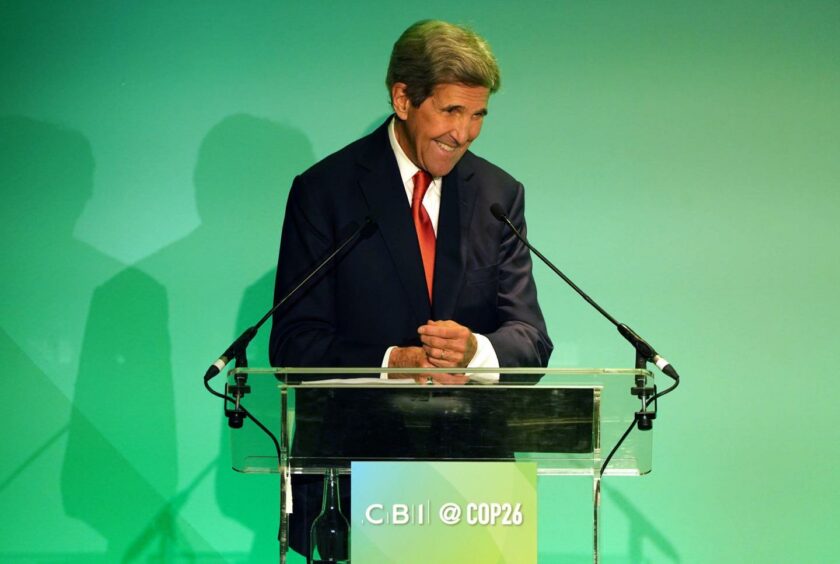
[269,119,552,368]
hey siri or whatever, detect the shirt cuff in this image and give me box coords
[466,333,499,383]
[381,346,396,379]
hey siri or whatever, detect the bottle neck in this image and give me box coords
[321,468,341,513]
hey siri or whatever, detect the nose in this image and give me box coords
[451,115,476,146]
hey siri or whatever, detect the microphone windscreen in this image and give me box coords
[490,203,506,221]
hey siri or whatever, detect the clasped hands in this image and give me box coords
[388,320,477,384]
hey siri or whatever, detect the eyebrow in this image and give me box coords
[442,104,489,116]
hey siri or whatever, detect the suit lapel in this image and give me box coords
[357,123,431,326]
[433,159,477,320]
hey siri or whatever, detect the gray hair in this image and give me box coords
[386,20,501,107]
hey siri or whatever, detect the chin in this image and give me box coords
[429,161,459,178]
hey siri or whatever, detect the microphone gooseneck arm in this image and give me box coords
[203,216,375,381]
[489,203,678,381]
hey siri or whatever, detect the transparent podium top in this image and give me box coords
[225,367,653,477]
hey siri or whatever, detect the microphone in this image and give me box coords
[489,203,678,380]
[204,326,258,381]
[203,216,377,381]
[489,202,507,222]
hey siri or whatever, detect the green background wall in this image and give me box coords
[2,1,838,562]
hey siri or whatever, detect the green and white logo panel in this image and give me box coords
[351,461,537,563]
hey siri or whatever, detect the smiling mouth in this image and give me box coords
[435,140,458,153]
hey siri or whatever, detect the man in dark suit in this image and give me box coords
[269,19,552,557]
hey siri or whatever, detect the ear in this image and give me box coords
[391,82,411,120]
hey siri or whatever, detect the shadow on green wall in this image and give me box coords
[0,116,189,560]
[62,113,314,561]
[129,113,315,562]
[63,265,179,562]
[34,109,185,558]
[0,113,315,560]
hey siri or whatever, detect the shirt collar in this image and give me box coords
[388,117,442,191]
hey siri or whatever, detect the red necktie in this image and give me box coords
[412,170,435,302]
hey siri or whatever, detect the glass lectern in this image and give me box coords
[226,367,653,563]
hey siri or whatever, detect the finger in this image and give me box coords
[426,348,466,368]
[421,336,468,355]
[420,334,450,348]
[423,345,463,364]
[418,324,462,339]
[427,356,457,369]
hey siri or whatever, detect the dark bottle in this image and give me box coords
[309,468,350,564]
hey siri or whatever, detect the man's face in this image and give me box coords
[392,82,489,178]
